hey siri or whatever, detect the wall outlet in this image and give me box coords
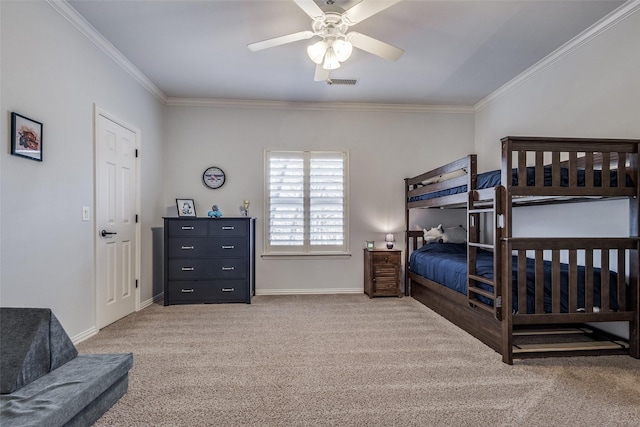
[82,206,90,222]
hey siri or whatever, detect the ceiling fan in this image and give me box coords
[247,0,404,81]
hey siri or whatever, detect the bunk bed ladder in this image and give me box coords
[467,186,506,321]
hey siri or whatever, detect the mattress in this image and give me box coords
[409,242,621,313]
[408,167,631,203]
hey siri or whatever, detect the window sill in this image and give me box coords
[261,252,352,260]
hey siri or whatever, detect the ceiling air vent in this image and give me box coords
[326,78,358,86]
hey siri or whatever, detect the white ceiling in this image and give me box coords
[67,0,625,106]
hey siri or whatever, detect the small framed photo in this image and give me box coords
[176,199,196,217]
[11,112,43,162]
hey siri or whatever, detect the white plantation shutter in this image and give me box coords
[266,150,348,254]
[268,152,305,246]
[310,153,344,246]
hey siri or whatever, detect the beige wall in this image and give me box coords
[0,1,165,338]
[163,103,474,293]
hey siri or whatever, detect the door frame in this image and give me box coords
[93,104,141,327]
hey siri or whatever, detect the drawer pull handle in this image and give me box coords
[181,246,195,250]
[221,266,235,271]
[221,245,235,249]
[181,226,195,230]
[222,288,235,292]
[181,288,194,293]
[222,226,235,230]
[181,267,195,271]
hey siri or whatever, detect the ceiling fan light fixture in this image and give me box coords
[248,0,404,81]
[322,47,341,70]
[333,39,353,62]
[307,40,328,64]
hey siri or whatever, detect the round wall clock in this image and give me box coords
[202,166,226,189]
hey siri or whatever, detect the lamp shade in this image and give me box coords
[385,233,395,249]
[307,41,328,64]
[322,47,341,70]
[333,39,353,62]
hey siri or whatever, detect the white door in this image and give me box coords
[96,111,138,329]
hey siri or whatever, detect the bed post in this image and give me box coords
[501,138,514,364]
[405,177,411,296]
[630,149,640,358]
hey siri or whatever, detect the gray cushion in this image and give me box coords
[0,308,78,394]
[0,353,133,427]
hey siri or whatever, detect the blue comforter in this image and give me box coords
[409,243,620,313]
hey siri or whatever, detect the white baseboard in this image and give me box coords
[141,292,164,309]
[73,293,164,345]
[256,288,363,296]
[71,326,98,345]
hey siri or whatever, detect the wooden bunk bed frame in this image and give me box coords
[405,136,640,364]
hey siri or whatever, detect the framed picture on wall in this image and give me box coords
[11,112,43,162]
[176,199,196,217]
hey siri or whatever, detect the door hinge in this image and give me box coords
[135,149,139,158]
[135,279,138,289]
[135,214,139,223]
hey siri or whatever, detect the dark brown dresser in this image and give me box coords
[164,217,255,305]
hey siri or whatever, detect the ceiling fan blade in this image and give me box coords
[248,30,315,52]
[314,64,330,82]
[293,0,325,20]
[343,0,403,25]
[347,32,404,61]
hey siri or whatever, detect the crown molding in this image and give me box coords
[165,97,474,114]
[474,0,640,112]
[47,0,167,104]
[51,0,635,114]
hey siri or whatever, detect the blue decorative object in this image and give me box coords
[208,205,223,218]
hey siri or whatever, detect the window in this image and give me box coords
[265,150,349,255]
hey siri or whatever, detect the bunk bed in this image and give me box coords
[404,136,640,364]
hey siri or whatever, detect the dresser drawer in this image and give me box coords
[168,237,248,258]
[208,220,247,237]
[168,237,215,258]
[167,280,248,303]
[212,237,248,257]
[168,258,247,280]
[168,220,208,236]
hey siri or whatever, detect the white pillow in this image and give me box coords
[423,225,445,243]
[443,225,466,244]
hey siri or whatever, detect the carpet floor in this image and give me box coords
[77,294,640,426]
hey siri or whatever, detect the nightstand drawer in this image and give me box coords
[167,280,248,303]
[168,259,247,280]
[371,251,401,265]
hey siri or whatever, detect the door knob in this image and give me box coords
[100,230,117,237]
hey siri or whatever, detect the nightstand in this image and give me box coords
[363,249,402,298]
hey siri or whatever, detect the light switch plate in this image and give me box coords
[82,206,90,221]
